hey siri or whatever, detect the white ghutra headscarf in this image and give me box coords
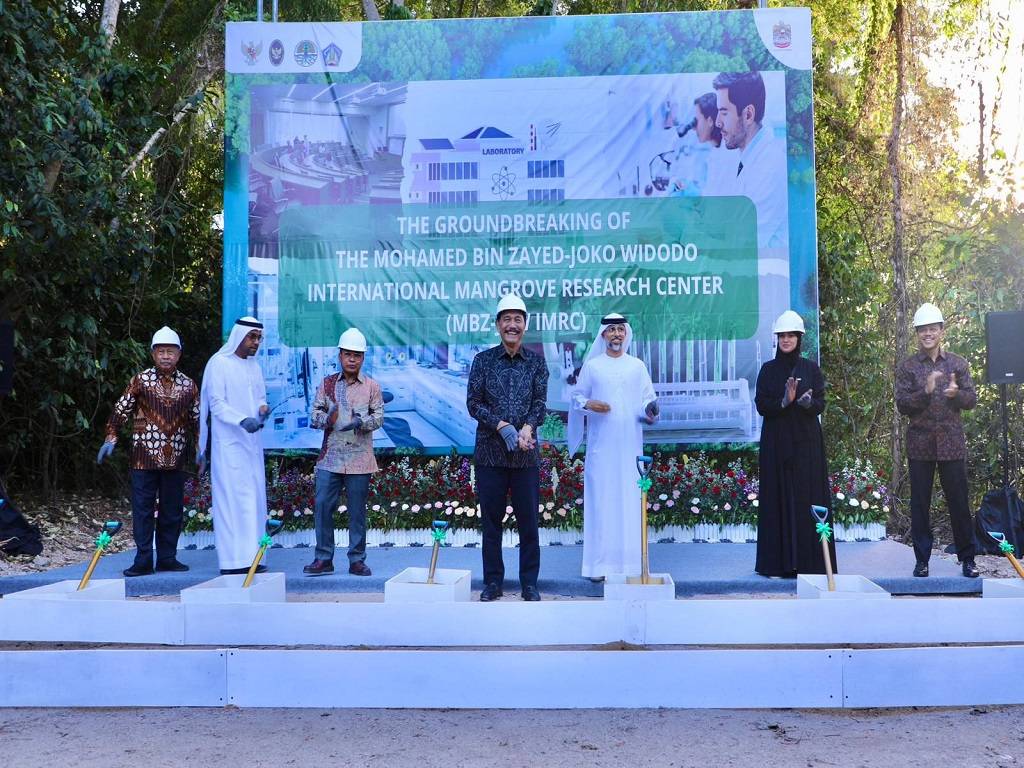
[567,313,633,455]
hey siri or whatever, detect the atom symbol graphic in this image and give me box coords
[491,166,516,200]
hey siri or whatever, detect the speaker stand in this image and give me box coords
[998,383,1022,555]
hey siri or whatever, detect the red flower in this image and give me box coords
[726,470,735,478]
[712,485,721,495]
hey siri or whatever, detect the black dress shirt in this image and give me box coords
[467,344,549,468]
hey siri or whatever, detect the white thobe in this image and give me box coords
[205,354,268,570]
[573,354,656,578]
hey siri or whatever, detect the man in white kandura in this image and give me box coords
[198,317,270,575]
[568,314,659,582]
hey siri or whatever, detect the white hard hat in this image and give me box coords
[151,326,182,348]
[337,328,367,352]
[912,303,944,328]
[772,310,805,335]
[496,293,527,319]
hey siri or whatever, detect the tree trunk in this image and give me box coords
[100,0,121,49]
[977,80,986,183]
[362,0,381,21]
[43,0,121,195]
[887,0,908,507]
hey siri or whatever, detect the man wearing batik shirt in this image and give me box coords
[98,326,199,576]
[303,328,384,577]
[467,294,549,602]
[896,303,979,579]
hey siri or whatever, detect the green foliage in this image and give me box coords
[0,1,223,493]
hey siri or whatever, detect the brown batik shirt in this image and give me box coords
[105,368,200,470]
[895,349,976,461]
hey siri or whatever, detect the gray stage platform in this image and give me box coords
[0,540,979,598]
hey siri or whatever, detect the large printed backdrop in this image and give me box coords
[224,10,818,453]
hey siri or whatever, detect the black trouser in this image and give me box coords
[129,469,185,567]
[476,465,540,589]
[909,458,975,563]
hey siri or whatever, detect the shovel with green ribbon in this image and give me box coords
[989,531,1024,579]
[426,520,450,584]
[242,518,284,588]
[811,505,836,591]
[632,455,663,585]
[77,521,123,591]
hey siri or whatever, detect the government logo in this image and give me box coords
[241,40,262,66]
[269,39,285,66]
[294,40,318,67]
[322,43,342,67]
[772,21,792,49]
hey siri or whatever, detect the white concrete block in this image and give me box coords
[603,573,675,601]
[384,567,472,603]
[183,601,634,647]
[0,599,184,644]
[982,578,1024,598]
[3,578,125,601]
[644,598,1024,646]
[796,574,890,599]
[225,648,842,708]
[842,646,1024,707]
[0,650,226,707]
[179,572,286,604]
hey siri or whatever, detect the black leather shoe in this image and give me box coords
[348,561,372,576]
[123,563,153,577]
[521,585,541,601]
[155,559,189,572]
[480,583,503,602]
[913,561,929,577]
[303,559,334,576]
[962,559,980,578]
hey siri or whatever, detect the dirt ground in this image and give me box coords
[0,706,1022,768]
[0,494,133,575]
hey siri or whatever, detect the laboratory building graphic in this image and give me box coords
[407,126,567,205]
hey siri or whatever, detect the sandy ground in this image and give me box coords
[0,706,1021,768]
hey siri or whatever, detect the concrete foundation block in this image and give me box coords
[384,567,472,603]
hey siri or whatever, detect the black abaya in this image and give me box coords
[754,346,837,577]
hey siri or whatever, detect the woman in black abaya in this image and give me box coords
[754,310,837,577]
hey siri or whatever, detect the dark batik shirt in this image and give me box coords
[106,368,200,470]
[467,344,549,468]
[895,349,976,461]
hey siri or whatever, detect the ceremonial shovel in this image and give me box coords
[810,505,836,591]
[628,455,664,586]
[426,520,449,584]
[77,521,123,591]
[242,518,284,588]
[989,531,1024,579]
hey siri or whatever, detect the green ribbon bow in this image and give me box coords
[95,531,112,550]
[259,534,273,548]
[999,540,1015,555]
[637,476,653,493]
[815,521,833,543]
[431,527,448,544]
